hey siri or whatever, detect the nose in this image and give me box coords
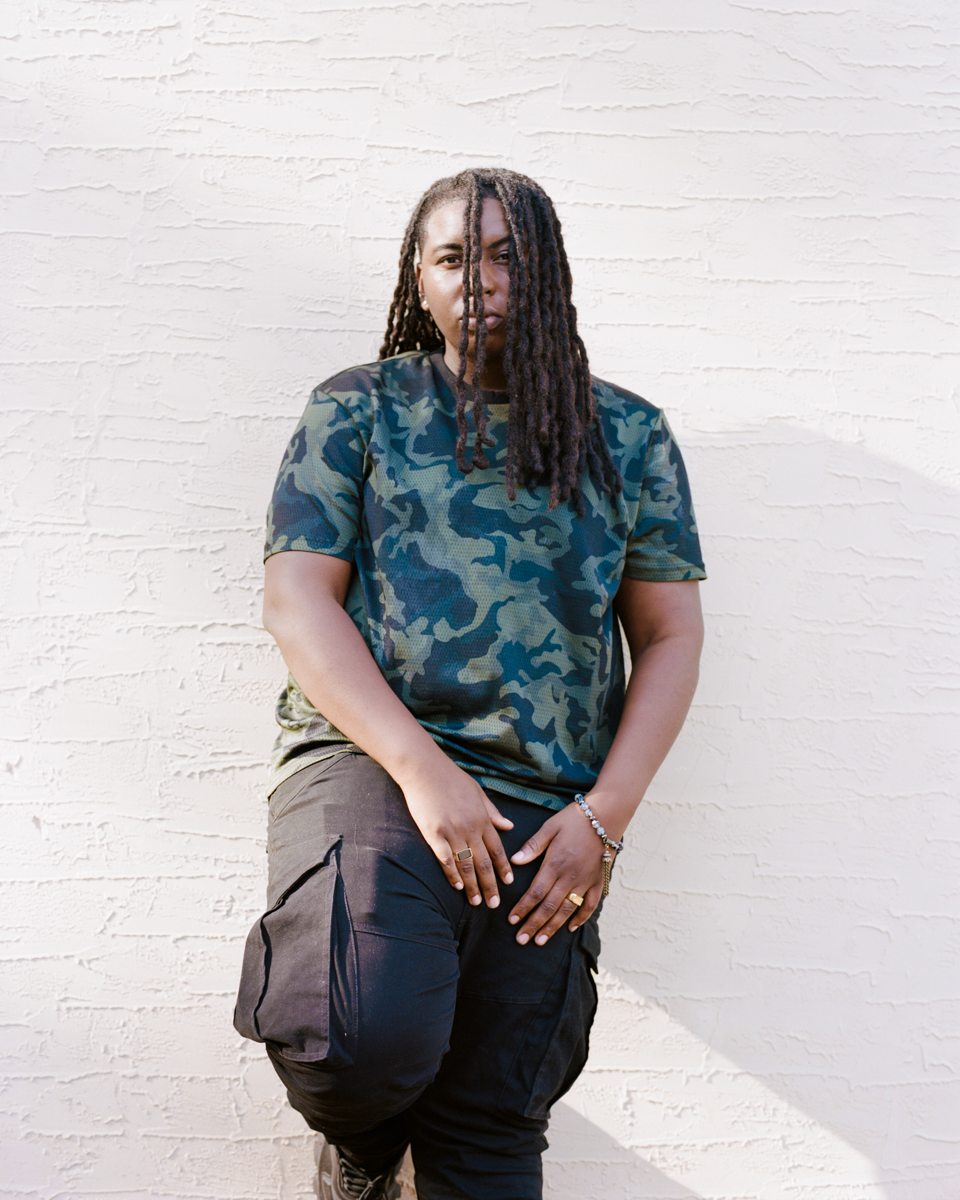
[479,259,496,295]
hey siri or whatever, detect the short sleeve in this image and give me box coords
[264,388,367,562]
[624,413,706,581]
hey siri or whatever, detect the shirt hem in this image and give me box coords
[263,544,356,564]
[467,773,572,812]
[268,749,577,812]
[623,565,707,582]
[267,745,357,796]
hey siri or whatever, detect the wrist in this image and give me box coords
[571,791,626,899]
[386,737,459,792]
[575,788,633,844]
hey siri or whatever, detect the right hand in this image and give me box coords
[398,757,515,908]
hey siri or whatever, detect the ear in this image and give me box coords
[415,261,428,310]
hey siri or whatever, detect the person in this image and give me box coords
[234,167,705,1200]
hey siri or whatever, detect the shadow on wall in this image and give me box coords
[544,1100,705,1200]
[395,1105,702,1200]
[543,425,960,1200]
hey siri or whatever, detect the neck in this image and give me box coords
[443,346,507,392]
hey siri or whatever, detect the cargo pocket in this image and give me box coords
[234,834,358,1066]
[498,919,600,1121]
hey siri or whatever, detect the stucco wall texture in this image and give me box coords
[2,2,959,1198]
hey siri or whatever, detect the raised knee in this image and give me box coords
[268,1039,438,1132]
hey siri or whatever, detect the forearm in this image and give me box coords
[583,578,704,841]
[265,571,449,789]
[264,550,514,904]
[586,633,700,833]
[507,626,701,937]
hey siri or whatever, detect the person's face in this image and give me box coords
[416,196,511,386]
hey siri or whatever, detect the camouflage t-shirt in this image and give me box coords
[265,350,705,810]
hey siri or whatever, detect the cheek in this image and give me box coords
[426,282,461,322]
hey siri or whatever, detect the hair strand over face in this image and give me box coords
[379,167,621,513]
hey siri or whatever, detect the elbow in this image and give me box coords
[262,593,276,636]
[262,595,289,644]
[691,612,705,658]
[631,617,704,662]
[261,584,286,640]
[262,556,298,640]
[685,617,705,679]
[678,597,705,662]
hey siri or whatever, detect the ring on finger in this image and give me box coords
[567,891,584,907]
[455,848,474,863]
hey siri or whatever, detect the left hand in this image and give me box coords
[507,802,610,945]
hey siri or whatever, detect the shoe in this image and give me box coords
[316,1134,402,1200]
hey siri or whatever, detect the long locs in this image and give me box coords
[453,180,494,473]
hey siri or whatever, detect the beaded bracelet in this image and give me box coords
[573,793,625,897]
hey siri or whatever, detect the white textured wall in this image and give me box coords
[2,2,958,1198]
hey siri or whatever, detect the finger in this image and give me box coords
[453,848,484,906]
[483,796,514,832]
[470,838,501,908]
[509,820,557,866]
[568,882,602,932]
[507,863,557,928]
[482,823,514,887]
[531,892,582,945]
[430,839,465,892]
[515,884,581,946]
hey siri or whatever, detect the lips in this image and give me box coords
[467,314,504,330]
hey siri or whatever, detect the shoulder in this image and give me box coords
[591,374,664,428]
[294,351,433,445]
[317,350,434,407]
[590,374,666,452]
[589,375,697,497]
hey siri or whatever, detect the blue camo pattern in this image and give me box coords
[265,351,705,809]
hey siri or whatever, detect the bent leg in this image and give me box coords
[267,928,459,1172]
[235,752,465,1170]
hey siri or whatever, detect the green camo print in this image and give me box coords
[265,351,705,809]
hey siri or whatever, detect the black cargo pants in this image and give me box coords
[234,751,600,1200]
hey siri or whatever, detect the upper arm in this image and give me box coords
[623,412,706,584]
[262,385,367,635]
[265,388,366,561]
[263,550,354,632]
[614,577,704,658]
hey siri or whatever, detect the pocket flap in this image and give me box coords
[234,834,355,1067]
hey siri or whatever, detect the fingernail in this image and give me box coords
[454,881,463,890]
[511,853,525,863]
[488,896,500,908]
[471,894,482,906]
[505,872,514,884]
[517,933,529,945]
[535,934,547,945]
[508,914,519,924]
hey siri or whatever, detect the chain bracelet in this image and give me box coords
[573,793,624,897]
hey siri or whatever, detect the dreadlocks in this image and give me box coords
[379,168,622,513]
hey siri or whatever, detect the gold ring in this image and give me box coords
[567,891,584,907]
[455,848,473,863]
